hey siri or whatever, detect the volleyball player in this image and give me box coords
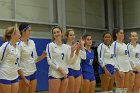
[127,32,140,93]
[46,26,77,93]
[81,34,96,93]
[65,29,86,93]
[0,26,21,93]
[18,23,47,93]
[97,32,115,92]
[111,29,132,93]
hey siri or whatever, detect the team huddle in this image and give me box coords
[0,23,139,93]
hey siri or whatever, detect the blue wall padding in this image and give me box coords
[32,38,51,91]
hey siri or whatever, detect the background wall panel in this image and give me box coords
[85,0,105,28]
[66,0,82,26]
[16,0,49,22]
[123,0,140,28]
[0,0,12,19]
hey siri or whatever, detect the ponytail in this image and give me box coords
[2,26,15,43]
[2,33,7,43]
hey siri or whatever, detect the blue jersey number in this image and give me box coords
[135,53,139,58]
[15,58,19,64]
[125,50,128,55]
[61,53,64,60]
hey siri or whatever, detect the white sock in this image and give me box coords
[115,88,123,93]
[122,88,127,93]
[108,90,113,93]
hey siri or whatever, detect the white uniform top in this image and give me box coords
[111,41,132,72]
[127,43,140,68]
[68,48,86,70]
[0,42,20,80]
[46,42,71,78]
[17,39,37,76]
[97,43,115,67]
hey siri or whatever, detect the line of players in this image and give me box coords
[0,23,140,93]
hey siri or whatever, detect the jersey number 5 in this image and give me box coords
[61,53,64,60]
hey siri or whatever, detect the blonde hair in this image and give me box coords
[65,29,74,37]
[130,31,137,37]
[2,26,16,43]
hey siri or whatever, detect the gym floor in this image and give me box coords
[36,88,111,93]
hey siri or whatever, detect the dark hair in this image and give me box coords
[83,34,91,40]
[51,26,62,33]
[113,28,122,41]
[2,26,16,43]
[51,26,63,41]
[83,34,92,47]
[102,31,112,42]
[19,23,30,35]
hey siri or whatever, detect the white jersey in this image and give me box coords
[46,42,71,78]
[111,41,132,72]
[17,39,37,76]
[0,42,20,80]
[127,43,140,68]
[97,43,115,67]
[68,49,86,70]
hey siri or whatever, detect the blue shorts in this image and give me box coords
[82,72,95,81]
[0,78,18,85]
[98,64,115,75]
[19,71,37,81]
[68,68,82,78]
[48,76,67,81]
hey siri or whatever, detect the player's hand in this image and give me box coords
[129,70,134,76]
[71,44,77,53]
[41,51,47,58]
[23,78,30,87]
[58,67,67,78]
[79,37,85,48]
[105,69,111,77]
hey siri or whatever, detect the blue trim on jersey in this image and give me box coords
[52,61,57,65]
[47,44,51,59]
[100,43,103,58]
[18,39,30,45]
[127,43,131,57]
[1,42,10,61]
[114,41,117,57]
[113,41,121,69]
[18,40,22,45]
